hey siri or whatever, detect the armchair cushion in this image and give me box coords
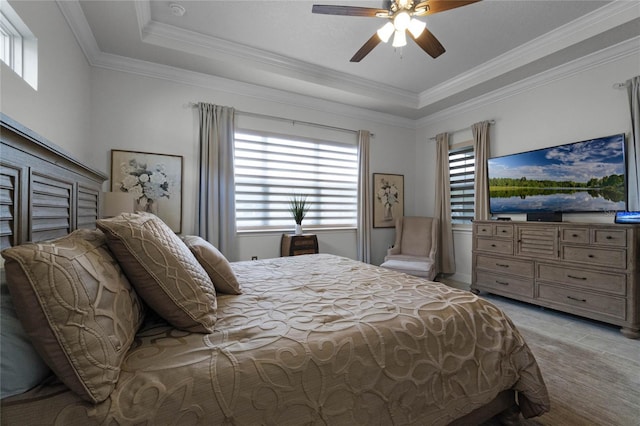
[380,259,436,280]
[381,216,439,280]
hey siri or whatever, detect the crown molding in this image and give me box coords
[55,0,101,63]
[92,49,418,130]
[57,0,637,131]
[417,0,640,109]
[57,0,415,129]
[417,36,640,129]
[134,1,418,110]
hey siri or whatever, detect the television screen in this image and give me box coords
[615,211,640,224]
[488,134,626,214]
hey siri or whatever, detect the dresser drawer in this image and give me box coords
[537,263,626,295]
[475,224,493,237]
[281,234,319,256]
[475,238,513,255]
[537,284,626,320]
[561,246,626,269]
[476,255,533,278]
[474,223,513,238]
[293,238,315,249]
[495,225,514,238]
[561,228,589,244]
[475,270,533,298]
[592,228,627,247]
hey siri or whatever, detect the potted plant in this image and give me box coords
[289,194,310,235]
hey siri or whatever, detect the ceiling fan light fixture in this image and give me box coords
[392,30,407,47]
[377,22,395,43]
[393,11,411,32]
[408,18,426,38]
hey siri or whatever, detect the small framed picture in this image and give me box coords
[373,173,404,228]
[111,150,183,233]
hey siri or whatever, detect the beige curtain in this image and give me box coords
[357,130,372,263]
[626,76,640,211]
[472,121,491,220]
[197,103,237,259]
[434,133,455,274]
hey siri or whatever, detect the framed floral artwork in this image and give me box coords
[111,150,183,233]
[373,173,404,228]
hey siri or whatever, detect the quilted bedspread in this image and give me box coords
[1,254,549,425]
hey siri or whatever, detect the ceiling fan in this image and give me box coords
[312,0,480,62]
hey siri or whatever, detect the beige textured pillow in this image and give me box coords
[1,229,145,403]
[97,212,217,333]
[181,235,242,295]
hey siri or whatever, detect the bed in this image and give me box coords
[0,115,550,425]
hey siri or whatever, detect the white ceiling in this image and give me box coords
[67,0,640,120]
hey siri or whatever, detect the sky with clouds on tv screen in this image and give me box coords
[488,134,625,183]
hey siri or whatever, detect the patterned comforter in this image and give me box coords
[1,254,549,425]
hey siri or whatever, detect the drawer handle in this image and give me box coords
[572,234,578,237]
[606,235,613,240]
[491,244,496,247]
[588,254,594,258]
[495,280,509,286]
[501,229,507,233]
[481,228,487,232]
[567,296,587,303]
[495,263,510,268]
[567,274,587,281]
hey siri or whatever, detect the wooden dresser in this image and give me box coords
[280,234,319,256]
[471,220,639,338]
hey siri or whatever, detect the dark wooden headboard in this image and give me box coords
[0,114,107,250]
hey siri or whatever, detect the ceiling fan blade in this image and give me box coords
[414,0,481,16]
[312,5,387,17]
[350,34,382,62]
[410,28,445,58]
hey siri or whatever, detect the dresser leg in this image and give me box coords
[470,288,480,295]
[620,327,640,339]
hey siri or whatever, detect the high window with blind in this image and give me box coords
[0,2,37,89]
[449,143,475,224]
[234,131,358,231]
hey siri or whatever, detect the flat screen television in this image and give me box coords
[488,134,627,214]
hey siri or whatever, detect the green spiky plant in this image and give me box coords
[289,194,310,225]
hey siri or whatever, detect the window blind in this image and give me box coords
[449,144,475,224]
[234,132,358,231]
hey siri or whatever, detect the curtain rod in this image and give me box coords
[429,119,495,141]
[189,102,373,137]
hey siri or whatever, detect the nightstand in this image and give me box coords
[280,234,319,256]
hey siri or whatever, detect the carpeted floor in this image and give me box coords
[481,294,640,426]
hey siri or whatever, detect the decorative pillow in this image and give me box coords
[0,273,51,399]
[1,229,145,403]
[97,212,217,333]
[181,235,242,295]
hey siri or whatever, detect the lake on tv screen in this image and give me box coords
[489,189,625,213]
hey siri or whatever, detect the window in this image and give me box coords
[234,131,358,231]
[0,12,22,74]
[449,142,475,224]
[0,1,37,89]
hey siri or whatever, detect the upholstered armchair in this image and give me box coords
[380,216,439,280]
